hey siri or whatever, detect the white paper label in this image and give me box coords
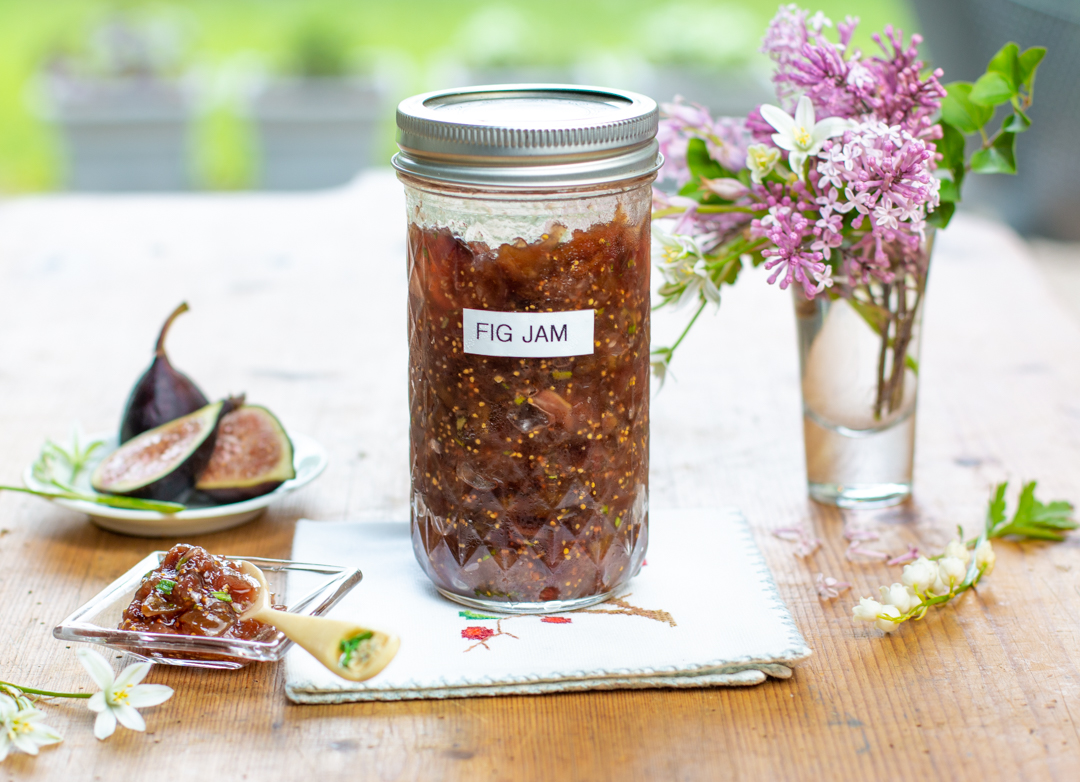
[462,308,595,357]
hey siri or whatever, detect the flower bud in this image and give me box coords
[701,177,750,200]
[901,557,936,593]
[879,583,919,614]
[938,556,967,588]
[943,539,971,565]
[874,605,902,633]
[975,540,996,575]
[747,143,781,184]
[852,597,884,623]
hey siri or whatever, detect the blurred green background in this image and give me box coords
[0,0,914,193]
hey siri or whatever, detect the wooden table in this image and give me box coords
[1,172,1078,781]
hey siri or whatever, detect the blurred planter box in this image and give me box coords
[46,79,194,191]
[641,65,771,117]
[250,77,386,190]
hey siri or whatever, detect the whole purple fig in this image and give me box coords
[119,302,210,443]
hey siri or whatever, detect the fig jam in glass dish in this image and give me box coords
[394,85,661,613]
[120,544,274,640]
[54,552,363,669]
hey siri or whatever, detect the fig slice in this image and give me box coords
[92,399,237,502]
[195,406,295,503]
[120,302,210,444]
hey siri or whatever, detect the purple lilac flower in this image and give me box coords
[657,98,751,186]
[751,185,832,296]
[816,573,852,600]
[652,6,948,306]
[867,26,947,137]
[760,4,813,108]
[776,30,863,119]
[814,120,940,282]
[745,106,777,147]
[761,9,946,141]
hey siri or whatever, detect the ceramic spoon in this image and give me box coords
[237,560,399,682]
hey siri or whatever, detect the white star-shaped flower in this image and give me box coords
[77,649,174,741]
[760,96,854,180]
[0,692,62,761]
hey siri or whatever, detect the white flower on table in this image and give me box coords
[901,556,938,594]
[942,539,971,565]
[878,583,921,614]
[77,649,173,741]
[759,96,854,180]
[937,556,968,592]
[852,598,902,633]
[0,691,62,761]
[975,540,996,575]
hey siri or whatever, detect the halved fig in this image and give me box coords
[92,399,237,502]
[194,406,295,503]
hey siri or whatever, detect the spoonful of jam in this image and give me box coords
[236,559,399,681]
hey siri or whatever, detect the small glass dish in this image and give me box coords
[54,552,362,669]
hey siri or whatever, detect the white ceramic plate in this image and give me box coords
[23,432,328,537]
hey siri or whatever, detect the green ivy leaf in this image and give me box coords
[941,82,993,134]
[970,131,1017,174]
[1018,46,1047,92]
[986,42,1020,90]
[1003,110,1031,133]
[685,137,729,181]
[937,177,961,203]
[678,138,735,203]
[926,201,956,229]
[969,72,1016,107]
[937,122,966,172]
[936,122,966,204]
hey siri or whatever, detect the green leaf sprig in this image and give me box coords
[978,480,1077,543]
[934,42,1046,228]
[14,432,185,514]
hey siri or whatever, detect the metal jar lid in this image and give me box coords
[393,84,661,188]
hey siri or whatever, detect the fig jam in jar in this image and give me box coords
[393,86,660,613]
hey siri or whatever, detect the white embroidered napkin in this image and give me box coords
[285,507,811,703]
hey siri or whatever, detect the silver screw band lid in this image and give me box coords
[393,84,661,188]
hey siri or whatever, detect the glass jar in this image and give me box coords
[393,85,661,613]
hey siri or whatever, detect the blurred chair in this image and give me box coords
[912,0,1080,239]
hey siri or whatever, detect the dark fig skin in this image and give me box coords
[95,397,242,503]
[120,302,210,444]
[194,481,284,505]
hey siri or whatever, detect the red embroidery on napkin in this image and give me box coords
[458,595,674,651]
[462,626,494,642]
[463,620,518,651]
